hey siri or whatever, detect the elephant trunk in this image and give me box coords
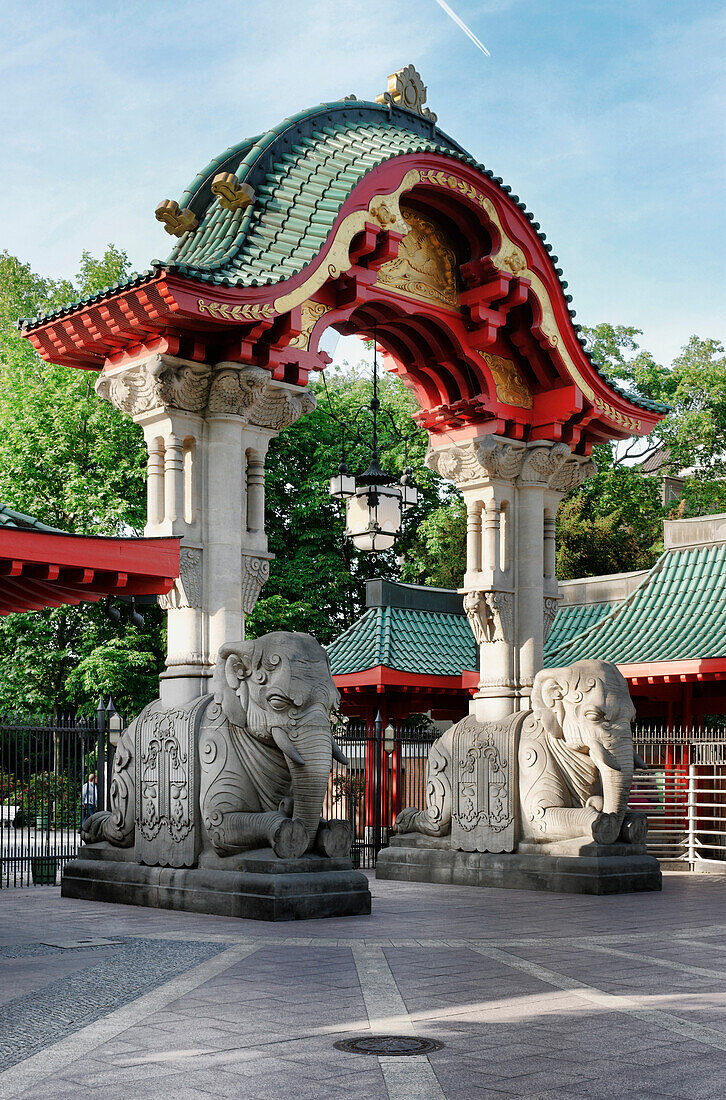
[593,735,635,830]
[276,709,333,835]
[287,742,332,834]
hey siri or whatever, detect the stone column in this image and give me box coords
[95,354,315,706]
[427,436,594,722]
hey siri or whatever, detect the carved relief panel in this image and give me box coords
[450,712,526,853]
[135,698,208,867]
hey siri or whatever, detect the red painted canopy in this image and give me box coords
[0,507,179,615]
[20,90,667,453]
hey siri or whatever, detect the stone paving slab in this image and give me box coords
[0,871,725,1098]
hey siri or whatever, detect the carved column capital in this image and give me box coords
[463,590,513,645]
[95,356,316,430]
[426,436,524,487]
[95,355,212,417]
[518,443,595,491]
[208,363,316,428]
[159,547,203,611]
[543,596,561,643]
[240,553,272,614]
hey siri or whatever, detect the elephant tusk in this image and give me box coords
[633,751,649,771]
[270,725,306,766]
[588,740,622,772]
[332,739,349,766]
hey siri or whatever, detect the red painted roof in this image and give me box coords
[0,526,179,614]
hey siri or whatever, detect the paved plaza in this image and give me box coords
[0,872,725,1099]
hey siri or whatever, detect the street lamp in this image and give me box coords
[329,325,418,554]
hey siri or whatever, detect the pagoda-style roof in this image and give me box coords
[332,514,726,693]
[329,602,476,680]
[0,506,179,614]
[20,68,667,451]
[547,529,726,678]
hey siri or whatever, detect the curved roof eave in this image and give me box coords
[18,97,669,420]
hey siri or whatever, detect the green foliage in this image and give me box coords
[247,361,452,644]
[0,247,165,715]
[14,770,82,828]
[583,324,726,476]
[400,497,467,588]
[556,467,664,580]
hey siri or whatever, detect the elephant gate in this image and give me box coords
[22,66,668,909]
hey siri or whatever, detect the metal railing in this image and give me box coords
[630,726,726,869]
[0,702,124,887]
[5,711,719,883]
[327,717,439,869]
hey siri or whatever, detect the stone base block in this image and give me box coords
[375,835,662,895]
[61,848,371,921]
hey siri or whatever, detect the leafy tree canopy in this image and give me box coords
[0,247,164,715]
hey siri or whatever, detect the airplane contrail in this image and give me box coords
[434,0,491,57]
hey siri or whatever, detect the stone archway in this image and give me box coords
[22,66,666,712]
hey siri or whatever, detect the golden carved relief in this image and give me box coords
[413,169,609,417]
[211,172,255,212]
[479,352,533,410]
[288,300,333,350]
[155,199,198,237]
[197,298,275,321]
[376,206,458,310]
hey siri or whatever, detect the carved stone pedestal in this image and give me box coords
[376,835,662,896]
[62,847,371,921]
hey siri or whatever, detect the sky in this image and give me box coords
[1,0,723,366]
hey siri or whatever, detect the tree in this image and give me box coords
[555,467,664,580]
[583,324,726,475]
[0,247,165,715]
[247,360,453,644]
[400,497,467,589]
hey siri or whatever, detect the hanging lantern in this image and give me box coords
[328,325,418,554]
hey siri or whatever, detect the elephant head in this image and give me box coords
[212,632,348,835]
[531,660,637,843]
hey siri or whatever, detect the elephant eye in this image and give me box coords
[267,693,291,712]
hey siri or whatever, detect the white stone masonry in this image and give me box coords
[427,435,595,720]
[95,354,315,705]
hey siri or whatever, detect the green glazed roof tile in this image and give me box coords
[20,95,669,415]
[327,606,477,678]
[0,504,65,533]
[544,543,726,666]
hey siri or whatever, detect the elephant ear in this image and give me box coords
[531,668,571,738]
[213,641,255,728]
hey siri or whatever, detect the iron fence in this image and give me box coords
[630,726,726,869]
[328,717,439,868]
[4,710,722,884]
[0,704,123,887]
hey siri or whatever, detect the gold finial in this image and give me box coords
[376,65,437,123]
[211,172,255,212]
[155,199,198,237]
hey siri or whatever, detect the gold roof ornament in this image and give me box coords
[376,65,437,123]
[211,172,255,212]
[155,199,198,237]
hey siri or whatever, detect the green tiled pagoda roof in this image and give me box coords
[544,601,614,655]
[20,97,668,416]
[328,606,477,678]
[0,504,64,533]
[545,543,726,665]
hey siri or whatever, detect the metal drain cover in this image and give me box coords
[335,1035,443,1056]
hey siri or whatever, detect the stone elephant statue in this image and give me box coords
[395,659,648,849]
[82,631,352,862]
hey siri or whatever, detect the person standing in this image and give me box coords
[81,772,97,828]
